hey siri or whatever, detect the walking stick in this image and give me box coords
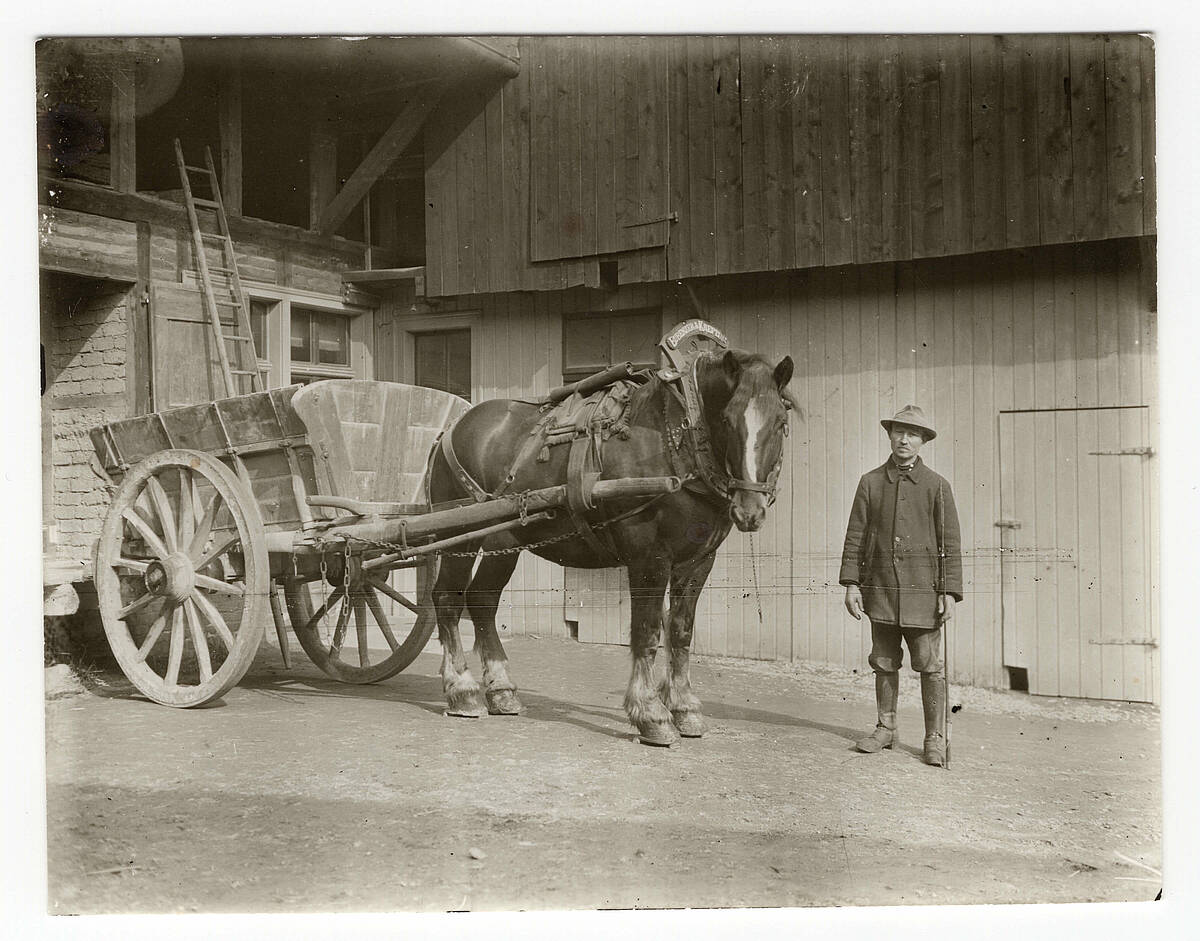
[939,483,952,770]
[943,620,952,769]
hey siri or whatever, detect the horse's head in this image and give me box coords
[698,350,796,532]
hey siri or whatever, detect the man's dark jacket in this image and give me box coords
[838,456,963,628]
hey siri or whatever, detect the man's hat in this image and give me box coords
[881,404,937,441]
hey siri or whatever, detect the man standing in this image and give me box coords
[839,405,963,766]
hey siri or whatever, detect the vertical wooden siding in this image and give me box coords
[424,34,1155,299]
[542,237,1154,697]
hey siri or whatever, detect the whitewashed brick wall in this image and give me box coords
[46,288,129,565]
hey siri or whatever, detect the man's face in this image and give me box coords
[888,423,927,463]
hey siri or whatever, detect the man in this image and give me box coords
[838,404,963,767]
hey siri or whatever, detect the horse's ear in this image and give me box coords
[774,355,794,390]
[722,349,740,381]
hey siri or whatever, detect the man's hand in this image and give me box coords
[937,594,956,626]
[844,585,864,621]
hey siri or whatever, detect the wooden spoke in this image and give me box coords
[191,589,236,652]
[166,605,184,686]
[302,585,346,633]
[114,558,151,573]
[353,592,370,667]
[193,572,245,596]
[183,598,213,683]
[365,575,420,614]
[365,587,401,652]
[192,532,241,572]
[134,601,171,662]
[329,593,352,659]
[144,475,178,553]
[117,590,157,620]
[187,492,224,560]
[122,508,170,560]
[178,468,196,548]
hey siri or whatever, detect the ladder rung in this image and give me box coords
[209,266,239,273]
[225,335,252,342]
[184,164,213,175]
[199,232,229,241]
[231,369,259,376]
[193,197,222,209]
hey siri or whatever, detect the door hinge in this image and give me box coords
[1087,447,1154,457]
[1088,638,1159,648]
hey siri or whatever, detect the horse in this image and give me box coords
[426,348,796,745]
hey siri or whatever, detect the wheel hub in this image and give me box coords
[144,551,195,603]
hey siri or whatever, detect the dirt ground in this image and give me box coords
[43,633,1161,914]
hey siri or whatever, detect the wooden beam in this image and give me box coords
[318,84,447,236]
[218,57,243,216]
[109,62,136,193]
[42,176,373,257]
[309,101,339,230]
[341,266,425,296]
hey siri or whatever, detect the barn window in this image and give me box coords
[289,307,353,384]
[414,329,472,400]
[561,308,661,384]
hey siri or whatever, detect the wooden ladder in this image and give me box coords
[174,138,263,397]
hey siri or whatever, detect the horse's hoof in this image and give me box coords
[486,689,523,715]
[672,711,706,738]
[444,691,487,718]
[637,722,679,747]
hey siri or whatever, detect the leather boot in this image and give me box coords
[921,672,947,766]
[855,672,898,753]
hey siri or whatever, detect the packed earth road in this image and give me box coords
[44,633,1160,913]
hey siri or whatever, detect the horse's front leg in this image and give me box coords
[466,551,523,715]
[624,559,675,746]
[433,551,487,717]
[660,552,718,738]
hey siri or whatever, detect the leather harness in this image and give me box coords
[434,320,788,560]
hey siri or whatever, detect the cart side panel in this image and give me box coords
[291,380,470,505]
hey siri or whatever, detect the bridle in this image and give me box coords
[662,351,790,507]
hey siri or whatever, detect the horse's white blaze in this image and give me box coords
[743,398,768,480]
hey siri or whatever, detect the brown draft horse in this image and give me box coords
[426,349,795,745]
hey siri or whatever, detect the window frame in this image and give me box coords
[184,276,373,389]
[389,310,482,402]
[560,307,663,385]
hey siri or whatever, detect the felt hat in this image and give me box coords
[881,404,937,441]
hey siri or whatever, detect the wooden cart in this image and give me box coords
[90,379,679,707]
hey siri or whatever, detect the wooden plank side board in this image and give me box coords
[939,35,973,257]
[819,37,854,267]
[1103,34,1145,239]
[969,35,1004,253]
[1069,34,1109,242]
[1032,35,1075,245]
[415,34,1150,295]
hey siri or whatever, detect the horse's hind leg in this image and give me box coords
[660,552,717,738]
[624,559,676,746]
[466,551,523,715]
[433,550,487,717]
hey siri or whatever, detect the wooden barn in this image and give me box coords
[39,34,1158,703]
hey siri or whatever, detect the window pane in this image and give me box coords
[415,329,471,399]
[562,308,660,383]
[562,316,611,375]
[250,299,271,358]
[316,313,350,366]
[613,311,662,367]
[444,330,472,399]
[290,310,311,363]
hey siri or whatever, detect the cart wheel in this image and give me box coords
[284,554,438,684]
[94,449,268,707]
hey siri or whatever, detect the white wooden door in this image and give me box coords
[999,407,1157,702]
